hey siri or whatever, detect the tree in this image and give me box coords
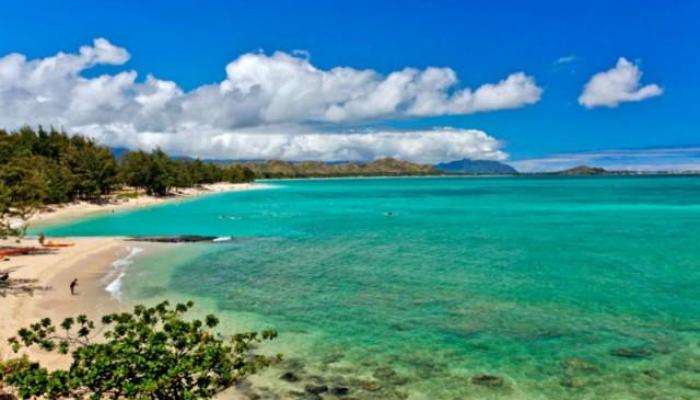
[0,156,46,237]
[171,161,194,191]
[120,150,151,190]
[120,149,175,196]
[66,137,118,200]
[0,181,16,238]
[146,149,175,196]
[4,301,279,399]
[43,161,77,204]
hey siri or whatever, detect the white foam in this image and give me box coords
[104,247,143,301]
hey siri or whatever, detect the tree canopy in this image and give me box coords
[0,127,257,233]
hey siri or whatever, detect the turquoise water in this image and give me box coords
[43,177,700,399]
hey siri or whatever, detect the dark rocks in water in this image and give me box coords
[372,366,409,385]
[127,235,221,243]
[280,371,301,382]
[470,374,505,388]
[329,386,350,396]
[304,384,328,395]
[279,357,306,372]
[610,347,653,359]
[408,357,449,378]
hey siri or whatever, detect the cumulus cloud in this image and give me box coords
[578,57,662,108]
[0,38,540,162]
[77,124,507,163]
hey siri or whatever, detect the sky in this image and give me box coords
[1,0,699,171]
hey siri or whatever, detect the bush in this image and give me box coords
[5,301,279,399]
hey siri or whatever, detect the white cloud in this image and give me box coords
[77,124,507,163]
[578,57,662,108]
[0,38,540,162]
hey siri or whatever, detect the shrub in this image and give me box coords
[5,301,279,399]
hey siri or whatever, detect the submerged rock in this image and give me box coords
[610,347,653,359]
[279,357,306,372]
[127,235,221,243]
[470,374,505,388]
[330,386,350,396]
[372,366,409,385]
[280,371,301,382]
[304,384,328,395]
[289,391,321,400]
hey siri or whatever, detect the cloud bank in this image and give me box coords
[0,38,543,162]
[578,57,662,108]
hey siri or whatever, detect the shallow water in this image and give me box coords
[43,176,700,399]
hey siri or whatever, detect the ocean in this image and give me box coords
[41,176,700,399]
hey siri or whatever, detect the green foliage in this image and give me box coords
[120,150,257,195]
[5,301,279,399]
[65,137,118,199]
[0,127,259,230]
[121,149,175,196]
[242,157,438,178]
[0,127,120,206]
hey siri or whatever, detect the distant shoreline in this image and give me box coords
[28,182,267,229]
[261,172,700,183]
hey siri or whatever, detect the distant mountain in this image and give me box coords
[242,157,438,178]
[434,159,517,174]
[554,165,608,176]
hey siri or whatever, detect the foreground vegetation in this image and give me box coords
[0,301,279,399]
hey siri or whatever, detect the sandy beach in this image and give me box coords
[0,237,129,368]
[28,182,263,228]
[0,182,262,370]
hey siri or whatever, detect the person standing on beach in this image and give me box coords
[70,278,78,295]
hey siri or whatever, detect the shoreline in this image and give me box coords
[0,182,264,370]
[28,182,265,229]
[0,237,129,368]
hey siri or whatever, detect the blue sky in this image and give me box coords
[1,0,699,170]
